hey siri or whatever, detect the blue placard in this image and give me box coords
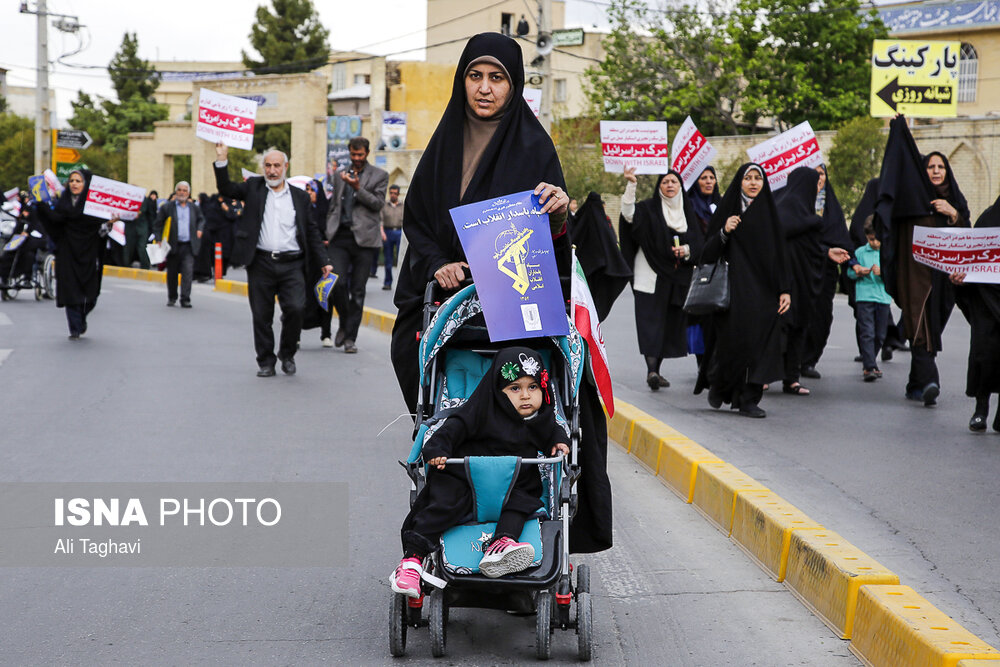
[450,190,569,341]
[314,273,338,312]
[27,176,51,204]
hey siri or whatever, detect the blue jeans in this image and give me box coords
[856,301,890,371]
[382,228,402,286]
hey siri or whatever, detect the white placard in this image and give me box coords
[523,88,542,118]
[670,116,718,192]
[600,121,669,174]
[108,220,126,246]
[746,121,824,191]
[912,226,1000,283]
[83,175,146,221]
[196,88,258,150]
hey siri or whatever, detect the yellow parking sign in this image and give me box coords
[870,40,960,118]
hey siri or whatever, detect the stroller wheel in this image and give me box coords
[577,591,593,661]
[576,563,590,594]
[429,587,448,657]
[535,590,552,660]
[389,592,407,657]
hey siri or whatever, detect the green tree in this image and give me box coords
[828,116,885,217]
[0,113,34,190]
[242,0,331,73]
[0,94,9,114]
[734,0,888,130]
[67,34,168,181]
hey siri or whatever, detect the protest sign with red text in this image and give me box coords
[83,175,145,221]
[746,121,824,191]
[912,226,1000,283]
[670,116,717,191]
[196,88,258,150]
[600,121,670,174]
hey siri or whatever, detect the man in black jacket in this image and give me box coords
[213,142,332,377]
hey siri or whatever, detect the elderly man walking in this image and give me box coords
[322,137,388,353]
[154,181,204,308]
[213,143,332,377]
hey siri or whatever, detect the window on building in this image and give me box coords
[332,63,346,91]
[501,12,513,36]
[354,73,370,85]
[959,42,978,103]
[555,79,567,103]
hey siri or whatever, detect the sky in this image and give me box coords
[1,0,613,124]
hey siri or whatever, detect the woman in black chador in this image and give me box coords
[875,117,970,406]
[950,196,1000,431]
[619,168,704,390]
[696,164,790,418]
[687,166,721,235]
[388,32,611,554]
[36,169,114,340]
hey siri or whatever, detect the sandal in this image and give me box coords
[863,370,877,383]
[782,382,810,396]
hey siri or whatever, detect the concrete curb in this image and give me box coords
[608,400,1000,666]
[101,266,1000,665]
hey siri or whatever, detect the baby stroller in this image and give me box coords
[0,245,56,302]
[389,280,595,660]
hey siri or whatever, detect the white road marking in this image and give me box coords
[0,312,11,326]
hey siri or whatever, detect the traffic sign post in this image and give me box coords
[56,129,92,150]
[870,40,960,117]
[51,130,90,179]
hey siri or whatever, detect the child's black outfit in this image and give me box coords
[400,347,564,558]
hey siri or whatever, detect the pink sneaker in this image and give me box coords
[390,557,423,598]
[479,536,535,578]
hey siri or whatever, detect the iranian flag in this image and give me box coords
[571,251,615,416]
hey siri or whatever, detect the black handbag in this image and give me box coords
[683,259,730,315]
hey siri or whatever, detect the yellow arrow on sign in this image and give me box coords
[54,147,81,163]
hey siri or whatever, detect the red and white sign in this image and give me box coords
[746,121,824,191]
[196,88,258,150]
[523,88,542,118]
[600,121,669,174]
[670,116,717,191]
[83,175,145,221]
[108,220,127,246]
[912,226,1000,283]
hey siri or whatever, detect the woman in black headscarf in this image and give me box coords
[389,33,610,554]
[619,168,704,390]
[687,166,721,235]
[36,169,114,339]
[800,163,853,378]
[696,164,790,418]
[950,197,1000,431]
[875,117,970,407]
[304,179,334,341]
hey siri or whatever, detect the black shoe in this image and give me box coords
[181,301,192,308]
[854,355,863,362]
[166,300,176,307]
[708,386,723,409]
[68,333,80,341]
[257,365,276,377]
[344,340,357,354]
[881,347,893,361]
[334,329,346,348]
[800,365,821,379]
[382,284,392,290]
[970,413,987,432]
[922,382,940,406]
[280,358,296,375]
[905,388,923,401]
[647,373,660,392]
[739,405,766,418]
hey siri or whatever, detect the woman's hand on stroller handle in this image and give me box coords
[427,456,448,469]
[551,443,569,457]
[434,261,469,290]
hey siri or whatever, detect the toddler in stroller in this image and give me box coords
[391,346,569,592]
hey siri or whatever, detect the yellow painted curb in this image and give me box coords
[849,585,1000,667]
[103,266,166,283]
[213,279,248,297]
[657,439,721,503]
[784,529,899,639]
[730,489,823,582]
[691,460,767,536]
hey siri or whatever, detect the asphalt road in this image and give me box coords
[0,276,865,665]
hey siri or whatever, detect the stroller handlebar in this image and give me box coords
[439,454,565,465]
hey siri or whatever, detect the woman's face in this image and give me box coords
[815,166,826,192]
[67,173,85,196]
[659,174,682,198]
[926,155,947,186]
[697,169,716,195]
[742,169,764,198]
[465,63,511,119]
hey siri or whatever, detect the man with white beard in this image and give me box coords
[213,143,332,377]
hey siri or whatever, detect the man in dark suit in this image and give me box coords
[213,143,333,377]
[154,181,204,308]
[323,137,388,353]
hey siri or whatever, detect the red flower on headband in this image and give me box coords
[540,369,550,404]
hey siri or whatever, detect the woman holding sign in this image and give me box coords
[619,167,703,390]
[696,164,790,418]
[388,32,611,554]
[36,169,115,339]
